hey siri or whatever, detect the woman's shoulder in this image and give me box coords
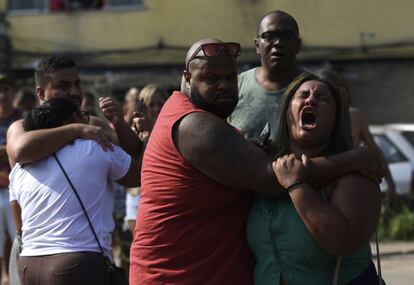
[325,173,380,198]
[336,173,378,189]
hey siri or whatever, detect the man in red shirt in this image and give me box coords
[130,38,382,285]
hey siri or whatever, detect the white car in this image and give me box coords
[369,125,414,195]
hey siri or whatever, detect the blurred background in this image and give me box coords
[1,0,413,123]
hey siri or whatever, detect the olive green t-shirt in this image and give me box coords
[229,68,285,140]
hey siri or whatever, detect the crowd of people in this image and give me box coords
[0,9,390,285]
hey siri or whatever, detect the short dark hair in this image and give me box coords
[35,55,76,87]
[23,97,79,131]
[256,10,299,37]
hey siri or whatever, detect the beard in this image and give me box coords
[190,83,237,119]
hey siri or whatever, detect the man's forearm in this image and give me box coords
[112,119,142,158]
[308,150,357,188]
[10,201,22,235]
[9,125,79,164]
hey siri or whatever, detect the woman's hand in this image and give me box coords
[273,154,310,189]
[132,114,151,134]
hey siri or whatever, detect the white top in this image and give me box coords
[9,139,131,258]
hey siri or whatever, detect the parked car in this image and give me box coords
[369,125,414,195]
[384,124,414,163]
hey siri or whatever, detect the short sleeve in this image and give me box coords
[8,177,16,202]
[9,186,16,201]
[105,144,132,181]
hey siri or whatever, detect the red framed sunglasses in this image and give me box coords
[186,42,241,70]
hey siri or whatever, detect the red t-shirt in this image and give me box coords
[130,91,253,285]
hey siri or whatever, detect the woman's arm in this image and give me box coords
[274,154,381,256]
[7,119,114,164]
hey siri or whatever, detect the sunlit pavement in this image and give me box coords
[372,241,414,285]
[376,254,414,285]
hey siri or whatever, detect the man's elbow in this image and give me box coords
[117,173,141,188]
[117,159,141,187]
[8,143,27,164]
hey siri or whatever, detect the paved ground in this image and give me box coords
[372,241,414,257]
[1,241,412,285]
[372,241,414,285]
[376,254,414,285]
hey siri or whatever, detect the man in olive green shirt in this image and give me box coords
[229,10,302,139]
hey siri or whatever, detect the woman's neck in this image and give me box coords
[289,141,330,159]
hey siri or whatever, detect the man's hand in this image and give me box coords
[353,147,384,184]
[99,97,123,124]
[273,154,310,189]
[75,123,113,151]
[248,131,270,149]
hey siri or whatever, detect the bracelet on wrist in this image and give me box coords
[286,180,307,192]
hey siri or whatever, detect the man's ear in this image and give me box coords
[296,38,302,54]
[254,38,260,55]
[36,85,45,102]
[183,70,191,82]
[183,70,192,89]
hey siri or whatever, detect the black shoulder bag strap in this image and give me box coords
[53,154,115,271]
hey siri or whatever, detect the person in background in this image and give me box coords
[0,73,21,285]
[81,91,97,116]
[125,83,168,233]
[13,90,37,116]
[122,87,140,127]
[229,10,303,141]
[133,84,169,141]
[317,69,397,207]
[50,0,104,12]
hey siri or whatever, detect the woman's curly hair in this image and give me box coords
[23,97,80,131]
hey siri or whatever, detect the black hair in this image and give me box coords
[34,54,76,87]
[23,97,79,131]
[256,10,299,37]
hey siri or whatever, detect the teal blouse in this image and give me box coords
[246,194,372,285]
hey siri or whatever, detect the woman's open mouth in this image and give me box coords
[300,109,317,130]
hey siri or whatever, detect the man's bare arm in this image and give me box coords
[111,119,141,158]
[308,147,383,188]
[116,157,141,188]
[174,112,283,196]
[359,115,396,199]
[98,97,142,158]
[10,201,22,236]
[7,119,113,164]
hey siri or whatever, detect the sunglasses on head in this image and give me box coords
[186,42,241,70]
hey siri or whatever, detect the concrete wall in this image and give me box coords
[2,0,414,67]
[305,59,414,124]
[345,60,414,124]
